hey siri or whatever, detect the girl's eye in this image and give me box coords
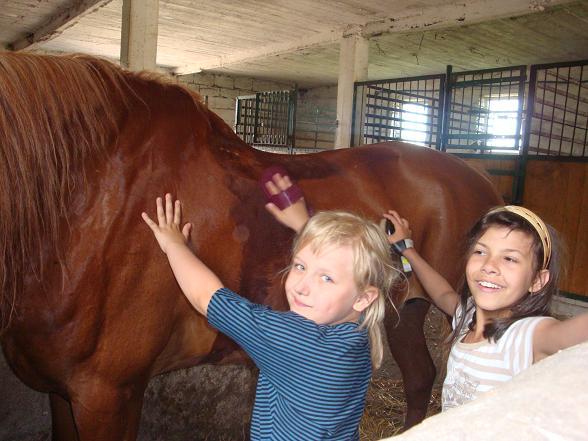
[293,263,305,271]
[472,249,484,256]
[504,256,518,263]
[321,275,334,283]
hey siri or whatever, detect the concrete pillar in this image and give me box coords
[335,34,368,149]
[120,0,159,71]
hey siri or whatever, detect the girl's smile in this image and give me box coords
[292,297,310,308]
[477,281,503,290]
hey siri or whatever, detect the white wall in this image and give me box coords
[178,72,293,128]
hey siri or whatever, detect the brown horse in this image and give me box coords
[0,52,502,440]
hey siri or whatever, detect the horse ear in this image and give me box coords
[354,286,379,312]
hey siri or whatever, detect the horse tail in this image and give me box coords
[0,52,131,331]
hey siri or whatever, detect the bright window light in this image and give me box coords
[400,103,428,146]
[486,98,519,153]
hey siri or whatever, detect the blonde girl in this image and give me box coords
[143,193,400,440]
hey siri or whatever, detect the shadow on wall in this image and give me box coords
[0,351,257,441]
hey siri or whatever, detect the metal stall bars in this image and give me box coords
[441,65,527,203]
[295,102,337,153]
[524,60,588,158]
[235,90,297,153]
[353,74,446,149]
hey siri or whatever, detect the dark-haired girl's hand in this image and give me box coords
[383,210,412,244]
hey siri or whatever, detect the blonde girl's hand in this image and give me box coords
[142,193,192,254]
[383,210,412,244]
[264,172,310,233]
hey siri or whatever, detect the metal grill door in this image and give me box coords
[354,74,446,149]
[442,65,526,154]
[235,90,296,152]
[524,60,588,158]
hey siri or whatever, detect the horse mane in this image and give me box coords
[0,52,203,331]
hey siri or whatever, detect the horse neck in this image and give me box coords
[0,53,133,330]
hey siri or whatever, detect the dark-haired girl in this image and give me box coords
[385,206,588,410]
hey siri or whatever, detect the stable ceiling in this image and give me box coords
[2,0,588,87]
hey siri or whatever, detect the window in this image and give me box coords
[400,103,428,146]
[485,98,520,153]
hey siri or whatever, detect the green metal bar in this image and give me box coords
[452,75,526,88]
[440,65,453,151]
[517,64,539,203]
[446,133,519,140]
[445,144,518,151]
[253,93,260,144]
[435,75,445,150]
[452,153,519,160]
[364,113,436,127]
[289,89,297,154]
[367,86,441,103]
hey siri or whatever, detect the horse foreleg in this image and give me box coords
[69,380,145,441]
[50,393,79,441]
[385,298,436,430]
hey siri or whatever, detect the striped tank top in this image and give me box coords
[442,301,554,411]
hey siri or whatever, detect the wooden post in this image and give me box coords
[120,0,159,71]
[335,34,368,149]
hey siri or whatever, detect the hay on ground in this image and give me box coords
[360,379,442,440]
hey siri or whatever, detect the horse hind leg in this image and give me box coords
[385,297,436,430]
[50,393,79,441]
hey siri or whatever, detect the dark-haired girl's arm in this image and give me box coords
[384,210,459,317]
[533,313,588,362]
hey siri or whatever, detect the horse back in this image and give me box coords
[197,141,502,330]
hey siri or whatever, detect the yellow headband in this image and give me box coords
[487,205,552,270]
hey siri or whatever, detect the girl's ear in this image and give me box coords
[530,269,550,294]
[353,286,379,313]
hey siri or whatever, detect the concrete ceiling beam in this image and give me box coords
[9,0,115,52]
[176,0,571,74]
[120,0,159,71]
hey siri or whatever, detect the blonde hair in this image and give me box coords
[292,211,401,369]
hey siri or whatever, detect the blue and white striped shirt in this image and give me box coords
[208,287,371,440]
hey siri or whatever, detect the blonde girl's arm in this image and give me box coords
[142,194,223,316]
[384,210,459,316]
[533,312,588,361]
